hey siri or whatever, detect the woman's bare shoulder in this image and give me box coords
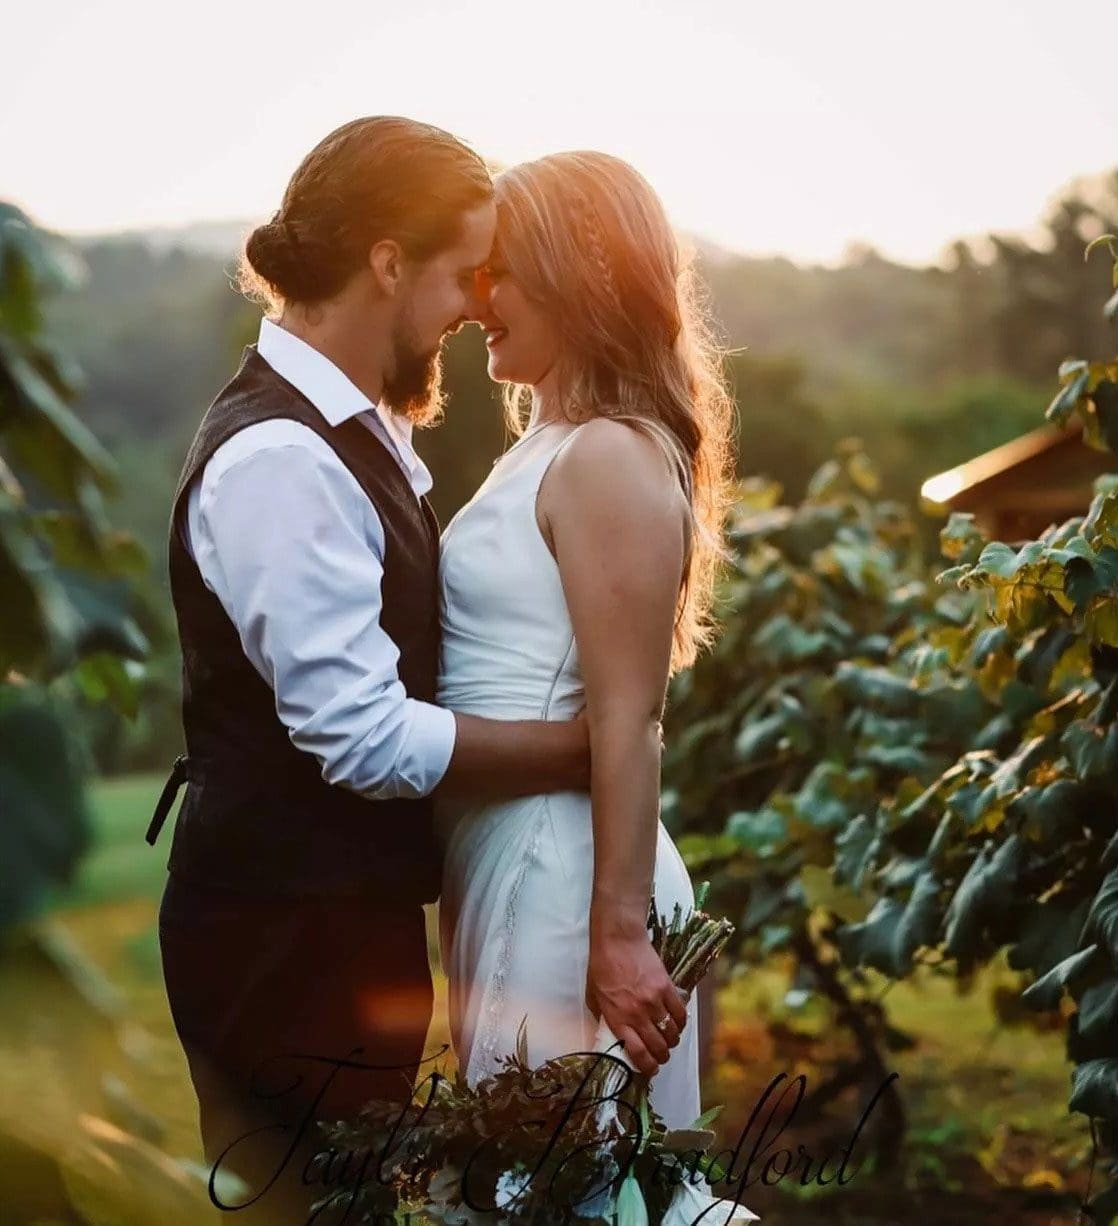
[552,415,682,499]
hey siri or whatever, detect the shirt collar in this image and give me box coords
[255,317,428,488]
[257,316,371,427]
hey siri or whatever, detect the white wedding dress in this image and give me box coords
[435,421,758,1222]
[436,421,703,1110]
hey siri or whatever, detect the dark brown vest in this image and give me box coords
[157,345,443,901]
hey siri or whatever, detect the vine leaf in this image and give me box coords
[943,836,1023,961]
[836,871,941,977]
[1021,945,1100,1011]
[1069,1057,1118,1120]
[1081,867,1118,964]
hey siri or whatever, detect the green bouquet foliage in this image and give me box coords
[314,894,746,1226]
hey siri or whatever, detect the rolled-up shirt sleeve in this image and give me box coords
[188,433,456,800]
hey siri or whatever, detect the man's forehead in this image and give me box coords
[458,199,497,264]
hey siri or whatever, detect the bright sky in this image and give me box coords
[5,0,1116,268]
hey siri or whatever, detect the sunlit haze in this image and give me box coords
[5,0,1116,267]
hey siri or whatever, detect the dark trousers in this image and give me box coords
[158,872,435,1224]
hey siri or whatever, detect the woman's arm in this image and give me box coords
[540,417,691,1077]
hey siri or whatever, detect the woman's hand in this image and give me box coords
[587,912,689,1077]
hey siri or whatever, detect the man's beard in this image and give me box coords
[380,309,447,427]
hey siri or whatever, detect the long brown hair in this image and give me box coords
[239,116,492,310]
[493,151,737,671]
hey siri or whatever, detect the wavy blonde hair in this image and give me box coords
[493,151,737,671]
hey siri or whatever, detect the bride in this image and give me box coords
[435,151,737,1139]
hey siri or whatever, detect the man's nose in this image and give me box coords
[463,272,493,322]
[462,293,485,324]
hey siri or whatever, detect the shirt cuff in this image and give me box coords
[396,698,457,798]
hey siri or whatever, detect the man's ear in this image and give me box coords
[368,239,405,297]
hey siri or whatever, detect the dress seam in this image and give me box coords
[463,630,579,1083]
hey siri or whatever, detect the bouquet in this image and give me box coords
[313,883,759,1225]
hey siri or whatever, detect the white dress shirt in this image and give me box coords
[184,316,457,801]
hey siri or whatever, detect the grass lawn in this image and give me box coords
[1,772,1095,1224]
[60,771,171,908]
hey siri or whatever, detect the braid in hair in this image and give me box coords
[567,186,620,310]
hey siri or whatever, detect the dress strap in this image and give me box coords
[550,422,587,461]
[529,422,587,495]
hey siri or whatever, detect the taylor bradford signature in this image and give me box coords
[207,1045,899,1223]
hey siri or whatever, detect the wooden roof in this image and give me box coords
[920,417,1113,511]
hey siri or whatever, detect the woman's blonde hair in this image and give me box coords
[493,151,737,671]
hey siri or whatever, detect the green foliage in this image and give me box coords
[1044,230,1118,453]
[668,238,1118,1215]
[0,203,147,682]
[664,439,985,974]
[0,203,147,929]
[0,685,91,926]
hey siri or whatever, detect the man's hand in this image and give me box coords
[437,710,590,800]
[586,920,688,1078]
[564,709,591,791]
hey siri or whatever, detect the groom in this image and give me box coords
[148,117,589,1221]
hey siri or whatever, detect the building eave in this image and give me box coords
[920,418,1084,506]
